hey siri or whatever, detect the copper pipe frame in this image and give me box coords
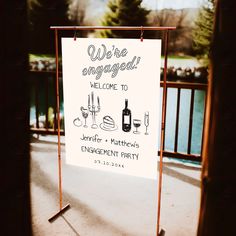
[48,26,175,233]
[50,25,176,31]
[48,29,70,223]
[156,30,169,236]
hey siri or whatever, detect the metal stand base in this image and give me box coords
[159,229,165,236]
[48,204,71,223]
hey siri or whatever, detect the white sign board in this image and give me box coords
[62,38,161,179]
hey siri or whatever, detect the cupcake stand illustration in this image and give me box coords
[100,115,118,131]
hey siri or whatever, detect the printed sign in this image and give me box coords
[62,38,161,179]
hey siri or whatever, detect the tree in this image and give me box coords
[192,0,215,61]
[68,0,87,26]
[28,0,72,54]
[100,0,150,38]
[67,0,89,37]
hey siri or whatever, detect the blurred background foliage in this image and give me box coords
[27,0,215,64]
[99,0,151,38]
[28,0,72,54]
[192,0,214,65]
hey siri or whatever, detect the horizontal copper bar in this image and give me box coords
[160,81,208,90]
[157,150,201,162]
[50,26,176,31]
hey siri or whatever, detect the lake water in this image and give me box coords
[161,88,205,155]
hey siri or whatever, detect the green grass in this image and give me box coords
[30,53,196,61]
[29,53,203,68]
[29,54,54,61]
[162,54,196,60]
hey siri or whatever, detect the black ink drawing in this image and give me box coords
[144,111,149,135]
[81,107,89,128]
[100,115,118,131]
[122,99,132,132]
[73,117,82,127]
[73,95,149,135]
[133,119,141,134]
[88,91,100,129]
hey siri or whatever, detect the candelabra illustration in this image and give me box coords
[88,91,100,129]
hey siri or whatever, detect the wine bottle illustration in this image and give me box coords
[122,99,132,132]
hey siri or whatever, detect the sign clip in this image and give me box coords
[140,26,144,42]
[73,28,77,41]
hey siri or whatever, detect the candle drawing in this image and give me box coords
[91,92,94,106]
[88,95,90,107]
[87,91,100,129]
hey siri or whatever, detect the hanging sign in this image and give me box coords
[61,38,161,179]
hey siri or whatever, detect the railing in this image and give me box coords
[30,71,63,135]
[159,81,207,162]
[29,70,207,162]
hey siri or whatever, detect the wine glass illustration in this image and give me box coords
[81,107,89,128]
[133,119,141,134]
[144,111,149,135]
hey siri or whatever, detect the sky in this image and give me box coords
[143,0,205,9]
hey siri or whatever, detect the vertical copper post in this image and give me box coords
[157,30,169,236]
[54,29,63,210]
[48,29,70,223]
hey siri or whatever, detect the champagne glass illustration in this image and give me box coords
[144,111,149,135]
[81,107,89,128]
[133,119,141,134]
